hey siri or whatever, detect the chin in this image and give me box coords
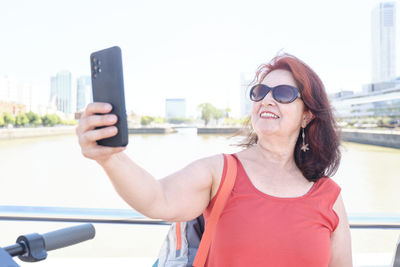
[253,124,279,136]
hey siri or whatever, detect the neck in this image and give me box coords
[254,137,298,170]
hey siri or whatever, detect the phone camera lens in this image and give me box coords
[98,60,101,65]
[92,57,97,63]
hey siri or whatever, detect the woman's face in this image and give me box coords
[251,69,310,140]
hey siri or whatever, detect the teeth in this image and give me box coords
[260,112,279,119]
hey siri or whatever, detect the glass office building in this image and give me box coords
[165,98,186,119]
[330,86,400,119]
[76,76,92,112]
[51,71,72,114]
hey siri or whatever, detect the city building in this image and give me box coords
[76,76,92,112]
[328,2,399,122]
[51,70,72,114]
[0,75,32,114]
[50,76,57,105]
[0,75,17,102]
[165,98,186,119]
[0,101,26,115]
[371,2,396,83]
[330,86,400,119]
[240,73,253,118]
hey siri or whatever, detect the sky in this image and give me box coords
[0,0,397,117]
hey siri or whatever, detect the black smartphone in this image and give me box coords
[90,46,128,147]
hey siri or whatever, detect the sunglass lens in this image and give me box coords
[250,85,269,102]
[274,85,297,103]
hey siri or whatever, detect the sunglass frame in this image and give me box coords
[249,84,300,104]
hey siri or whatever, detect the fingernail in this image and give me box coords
[105,103,112,110]
[108,115,117,122]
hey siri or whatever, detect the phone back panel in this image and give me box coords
[90,46,128,147]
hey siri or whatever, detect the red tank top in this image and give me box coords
[203,154,341,267]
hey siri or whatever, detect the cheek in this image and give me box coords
[251,102,261,119]
[251,102,259,114]
[282,106,304,125]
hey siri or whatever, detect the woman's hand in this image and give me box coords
[76,102,126,164]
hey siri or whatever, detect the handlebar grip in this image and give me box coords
[42,224,95,252]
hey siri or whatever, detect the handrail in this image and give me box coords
[0,205,169,225]
[349,213,400,229]
[0,205,399,229]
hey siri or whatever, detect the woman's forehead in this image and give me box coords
[261,69,297,87]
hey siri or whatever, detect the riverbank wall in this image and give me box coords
[341,128,400,149]
[0,126,76,140]
[128,127,176,134]
[197,127,242,134]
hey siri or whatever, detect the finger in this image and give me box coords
[78,114,118,134]
[80,126,118,145]
[83,146,126,159]
[81,102,113,119]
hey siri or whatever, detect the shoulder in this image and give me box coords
[310,177,342,228]
[315,177,341,195]
[199,154,231,199]
[187,154,224,190]
[193,154,224,175]
[199,152,248,199]
[314,177,342,208]
[183,154,223,173]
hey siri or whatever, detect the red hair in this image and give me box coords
[241,53,341,181]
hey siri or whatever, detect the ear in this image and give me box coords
[302,110,315,128]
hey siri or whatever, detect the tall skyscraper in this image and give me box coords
[165,98,186,119]
[52,70,72,114]
[50,76,57,105]
[371,2,396,83]
[76,76,92,112]
[0,75,18,102]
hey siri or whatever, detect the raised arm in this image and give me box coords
[76,103,223,221]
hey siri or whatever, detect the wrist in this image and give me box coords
[96,151,125,167]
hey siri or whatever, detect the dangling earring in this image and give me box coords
[300,128,309,152]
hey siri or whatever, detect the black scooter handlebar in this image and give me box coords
[1,223,95,265]
[42,223,95,252]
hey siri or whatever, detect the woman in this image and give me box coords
[76,53,352,266]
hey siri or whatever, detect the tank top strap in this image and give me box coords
[308,177,341,230]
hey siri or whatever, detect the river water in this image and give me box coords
[0,128,399,263]
[0,128,398,213]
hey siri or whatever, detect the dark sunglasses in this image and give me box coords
[249,84,301,104]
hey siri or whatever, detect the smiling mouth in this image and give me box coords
[260,111,280,119]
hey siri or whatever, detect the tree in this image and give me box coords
[15,113,29,126]
[61,119,77,125]
[41,114,62,126]
[213,108,225,123]
[3,112,15,125]
[198,103,217,126]
[0,114,4,127]
[153,117,166,124]
[26,111,42,126]
[140,115,154,126]
[225,107,231,118]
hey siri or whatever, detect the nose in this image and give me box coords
[261,90,275,106]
